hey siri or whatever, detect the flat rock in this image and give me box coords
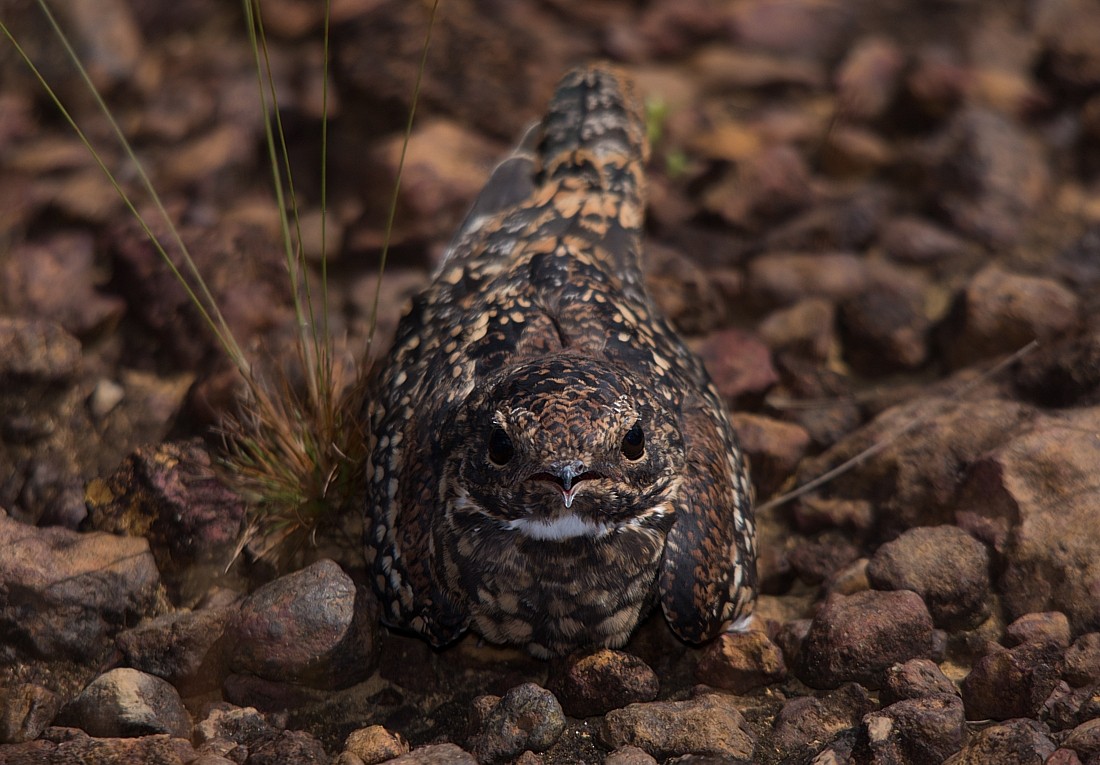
[0,512,161,662]
[955,409,1100,634]
[599,692,755,761]
[695,629,786,694]
[548,650,658,718]
[0,729,196,764]
[863,693,966,764]
[467,683,564,765]
[881,659,959,704]
[961,641,1064,720]
[228,559,380,690]
[116,604,236,693]
[942,718,1055,764]
[796,589,934,689]
[58,668,191,739]
[866,525,991,630]
[0,683,60,744]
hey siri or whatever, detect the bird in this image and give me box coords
[363,64,756,658]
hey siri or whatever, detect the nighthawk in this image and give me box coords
[364,64,757,658]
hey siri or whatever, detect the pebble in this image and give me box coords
[960,641,1064,720]
[692,328,778,407]
[1064,634,1100,688]
[866,525,991,630]
[765,683,874,763]
[881,659,959,704]
[344,724,409,764]
[467,683,564,765]
[695,629,786,693]
[599,693,755,761]
[797,589,934,689]
[0,683,60,744]
[548,649,658,718]
[728,413,810,500]
[863,693,966,764]
[1005,611,1072,650]
[746,252,869,308]
[757,298,837,362]
[228,558,380,689]
[838,281,930,374]
[58,668,191,739]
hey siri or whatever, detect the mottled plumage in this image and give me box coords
[364,65,756,657]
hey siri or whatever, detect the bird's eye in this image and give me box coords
[621,421,645,461]
[488,427,515,466]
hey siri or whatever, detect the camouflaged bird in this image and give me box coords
[364,64,756,658]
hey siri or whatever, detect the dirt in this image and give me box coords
[3,0,1100,763]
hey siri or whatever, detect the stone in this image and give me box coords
[1013,326,1100,408]
[695,630,786,694]
[0,683,60,744]
[548,650,658,718]
[243,729,329,764]
[116,604,236,693]
[467,683,564,765]
[701,144,813,230]
[955,409,1100,634]
[193,703,279,750]
[1005,612,1072,650]
[879,215,972,265]
[228,559,380,689]
[1064,634,1100,687]
[881,659,959,705]
[797,589,934,689]
[960,641,1064,720]
[1063,718,1100,762]
[786,532,861,586]
[765,683,875,764]
[922,107,1049,247]
[758,298,838,362]
[380,743,477,764]
[604,745,659,765]
[838,282,930,374]
[941,266,1079,369]
[729,413,810,501]
[692,328,778,407]
[747,252,869,309]
[866,525,991,630]
[834,35,905,121]
[344,725,409,764]
[0,729,196,764]
[863,694,966,764]
[942,718,1055,764]
[58,668,191,739]
[0,512,161,662]
[599,692,755,761]
[84,439,247,603]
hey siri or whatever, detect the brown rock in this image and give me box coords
[955,409,1100,634]
[692,328,777,407]
[866,525,992,630]
[1047,748,1086,765]
[247,728,329,765]
[1012,326,1100,408]
[344,725,408,764]
[881,659,959,705]
[0,729,197,764]
[1035,0,1100,90]
[766,683,875,764]
[116,604,236,694]
[797,589,934,689]
[835,36,905,121]
[0,512,161,662]
[941,266,1079,369]
[85,440,247,603]
[193,704,279,750]
[729,0,856,61]
[644,242,729,335]
[695,630,786,693]
[228,559,380,690]
[942,719,1055,764]
[58,668,191,739]
[1064,634,1100,688]
[1044,681,1091,731]
[879,215,973,265]
[797,392,1032,533]
[0,683,60,744]
[863,694,966,764]
[923,108,1049,246]
[763,188,889,253]
[758,298,838,362]
[381,743,477,764]
[786,531,861,586]
[549,650,658,718]
[599,693,755,761]
[729,413,810,500]
[1005,612,1072,649]
[702,144,813,230]
[747,252,869,308]
[838,282,930,374]
[960,641,1064,720]
[467,683,564,765]
[1064,718,1100,762]
[1052,223,1100,292]
[603,745,658,765]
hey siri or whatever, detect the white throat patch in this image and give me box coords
[505,515,615,541]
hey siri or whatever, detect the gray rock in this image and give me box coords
[0,512,161,662]
[867,525,991,630]
[549,649,658,718]
[247,728,330,764]
[599,692,756,761]
[228,559,380,689]
[380,743,477,764]
[797,589,934,689]
[58,668,191,739]
[467,683,565,765]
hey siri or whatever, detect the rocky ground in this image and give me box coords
[3,0,1100,762]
